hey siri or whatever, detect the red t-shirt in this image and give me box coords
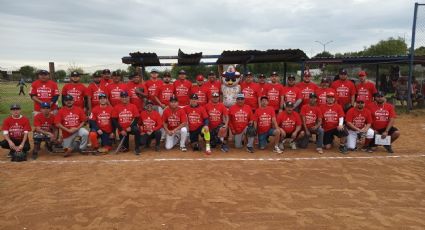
[190,85,208,106]
[331,80,356,106]
[145,79,163,105]
[174,79,192,106]
[106,82,128,106]
[276,111,302,134]
[202,80,221,102]
[184,105,208,131]
[100,78,112,87]
[254,106,276,134]
[240,82,260,109]
[300,104,323,129]
[264,83,284,111]
[139,110,162,133]
[296,81,319,106]
[282,86,302,104]
[204,102,228,129]
[162,107,187,131]
[61,83,88,109]
[228,104,253,134]
[127,81,148,111]
[346,107,372,130]
[320,103,345,131]
[111,103,140,130]
[356,81,377,104]
[30,79,60,111]
[315,87,337,105]
[367,102,396,130]
[156,83,175,106]
[2,116,31,140]
[55,106,87,138]
[86,82,108,108]
[34,113,55,132]
[258,82,268,96]
[89,105,114,133]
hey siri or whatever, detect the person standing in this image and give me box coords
[202,71,222,103]
[17,78,27,95]
[174,70,192,107]
[282,75,303,111]
[155,72,175,114]
[240,72,261,111]
[61,71,88,110]
[87,72,108,114]
[331,69,356,111]
[190,75,208,107]
[315,77,336,106]
[30,70,60,115]
[145,69,164,109]
[356,71,377,106]
[264,72,285,113]
[127,73,148,111]
[106,71,128,106]
[296,72,319,107]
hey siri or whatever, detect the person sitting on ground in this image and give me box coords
[0,104,31,162]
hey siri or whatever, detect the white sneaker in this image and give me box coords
[278,141,285,151]
[273,145,283,154]
[290,141,297,150]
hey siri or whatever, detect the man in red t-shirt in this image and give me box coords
[184,94,210,153]
[240,72,261,110]
[367,91,400,153]
[139,100,163,152]
[87,72,108,113]
[162,96,188,151]
[331,69,356,111]
[1,104,31,161]
[145,69,163,107]
[88,93,114,153]
[282,75,303,111]
[190,75,208,106]
[127,73,148,111]
[61,71,88,110]
[228,94,255,153]
[319,92,348,154]
[356,71,377,106]
[106,71,128,106]
[296,72,319,107]
[315,77,337,106]
[174,70,192,107]
[155,72,175,114]
[30,70,60,114]
[202,71,222,103]
[205,92,229,152]
[254,96,282,153]
[257,73,269,97]
[100,69,112,87]
[299,93,324,153]
[112,91,141,154]
[276,101,304,150]
[32,102,60,159]
[264,72,285,113]
[55,94,89,157]
[345,98,374,152]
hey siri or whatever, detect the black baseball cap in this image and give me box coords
[208,71,216,76]
[102,69,111,74]
[38,70,49,75]
[270,71,278,76]
[163,72,171,77]
[170,96,178,102]
[120,91,129,97]
[258,74,266,78]
[10,104,21,110]
[71,71,80,77]
[40,102,51,109]
[245,72,253,76]
[321,77,330,83]
[178,70,186,75]
[93,72,101,78]
[146,100,154,105]
[150,69,159,73]
[260,95,268,100]
[339,69,348,75]
[285,101,294,107]
[191,94,199,100]
[309,93,318,98]
[63,94,74,101]
[374,91,385,97]
[288,75,296,80]
[98,93,107,98]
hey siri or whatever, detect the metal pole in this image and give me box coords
[407,3,418,110]
[283,62,287,85]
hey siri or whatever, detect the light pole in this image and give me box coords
[315,40,333,53]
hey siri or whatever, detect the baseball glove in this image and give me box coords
[11,151,27,162]
[135,87,146,98]
[246,125,257,137]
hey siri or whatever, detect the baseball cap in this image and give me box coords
[40,102,51,109]
[191,94,199,100]
[259,74,266,78]
[163,72,171,77]
[38,70,49,75]
[212,92,219,97]
[63,94,74,101]
[326,92,335,97]
[358,71,367,77]
[98,93,107,98]
[245,72,253,76]
[196,74,204,81]
[102,69,111,74]
[146,100,154,105]
[93,72,101,78]
[321,77,330,83]
[339,69,348,75]
[178,70,186,75]
[208,71,216,76]
[270,71,278,76]
[150,69,159,73]
[288,74,296,80]
[71,71,80,77]
[374,91,385,97]
[285,101,294,107]
[309,93,318,98]
[260,95,268,100]
[120,91,129,97]
[236,93,245,99]
[10,104,21,110]
[170,95,178,102]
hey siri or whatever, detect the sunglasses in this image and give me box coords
[10,108,20,110]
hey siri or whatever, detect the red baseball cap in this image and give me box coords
[196,74,204,81]
[326,92,335,97]
[358,71,367,77]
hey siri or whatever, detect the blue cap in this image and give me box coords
[236,93,245,99]
[98,93,107,98]
[63,94,74,101]
[120,91,129,97]
[40,102,51,108]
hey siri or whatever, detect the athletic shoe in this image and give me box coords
[316,148,323,154]
[180,146,187,152]
[273,145,283,154]
[384,145,394,154]
[339,145,348,154]
[220,144,229,153]
[290,141,297,150]
[155,145,160,152]
[193,143,200,151]
[46,142,53,152]
[205,144,212,155]
[63,148,72,157]
[31,152,38,160]
[366,147,374,153]
[246,146,254,153]
[134,147,141,155]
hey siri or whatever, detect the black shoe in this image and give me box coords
[339,145,348,154]
[384,145,394,154]
[135,147,141,155]
[155,145,160,152]
[46,142,53,152]
[32,152,38,160]
[193,143,200,151]
[246,146,254,153]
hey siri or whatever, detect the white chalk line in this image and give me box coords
[1,154,425,164]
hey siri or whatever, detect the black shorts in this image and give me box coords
[324,128,348,145]
[370,127,398,147]
[189,126,204,143]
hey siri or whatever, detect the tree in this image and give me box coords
[55,70,67,81]
[362,37,408,56]
[19,65,36,80]
[414,46,425,56]
[314,51,334,58]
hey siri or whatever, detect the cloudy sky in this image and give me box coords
[0,0,418,72]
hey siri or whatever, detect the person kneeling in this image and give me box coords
[162,96,188,152]
[277,102,304,151]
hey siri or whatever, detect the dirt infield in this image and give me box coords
[1,114,425,229]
